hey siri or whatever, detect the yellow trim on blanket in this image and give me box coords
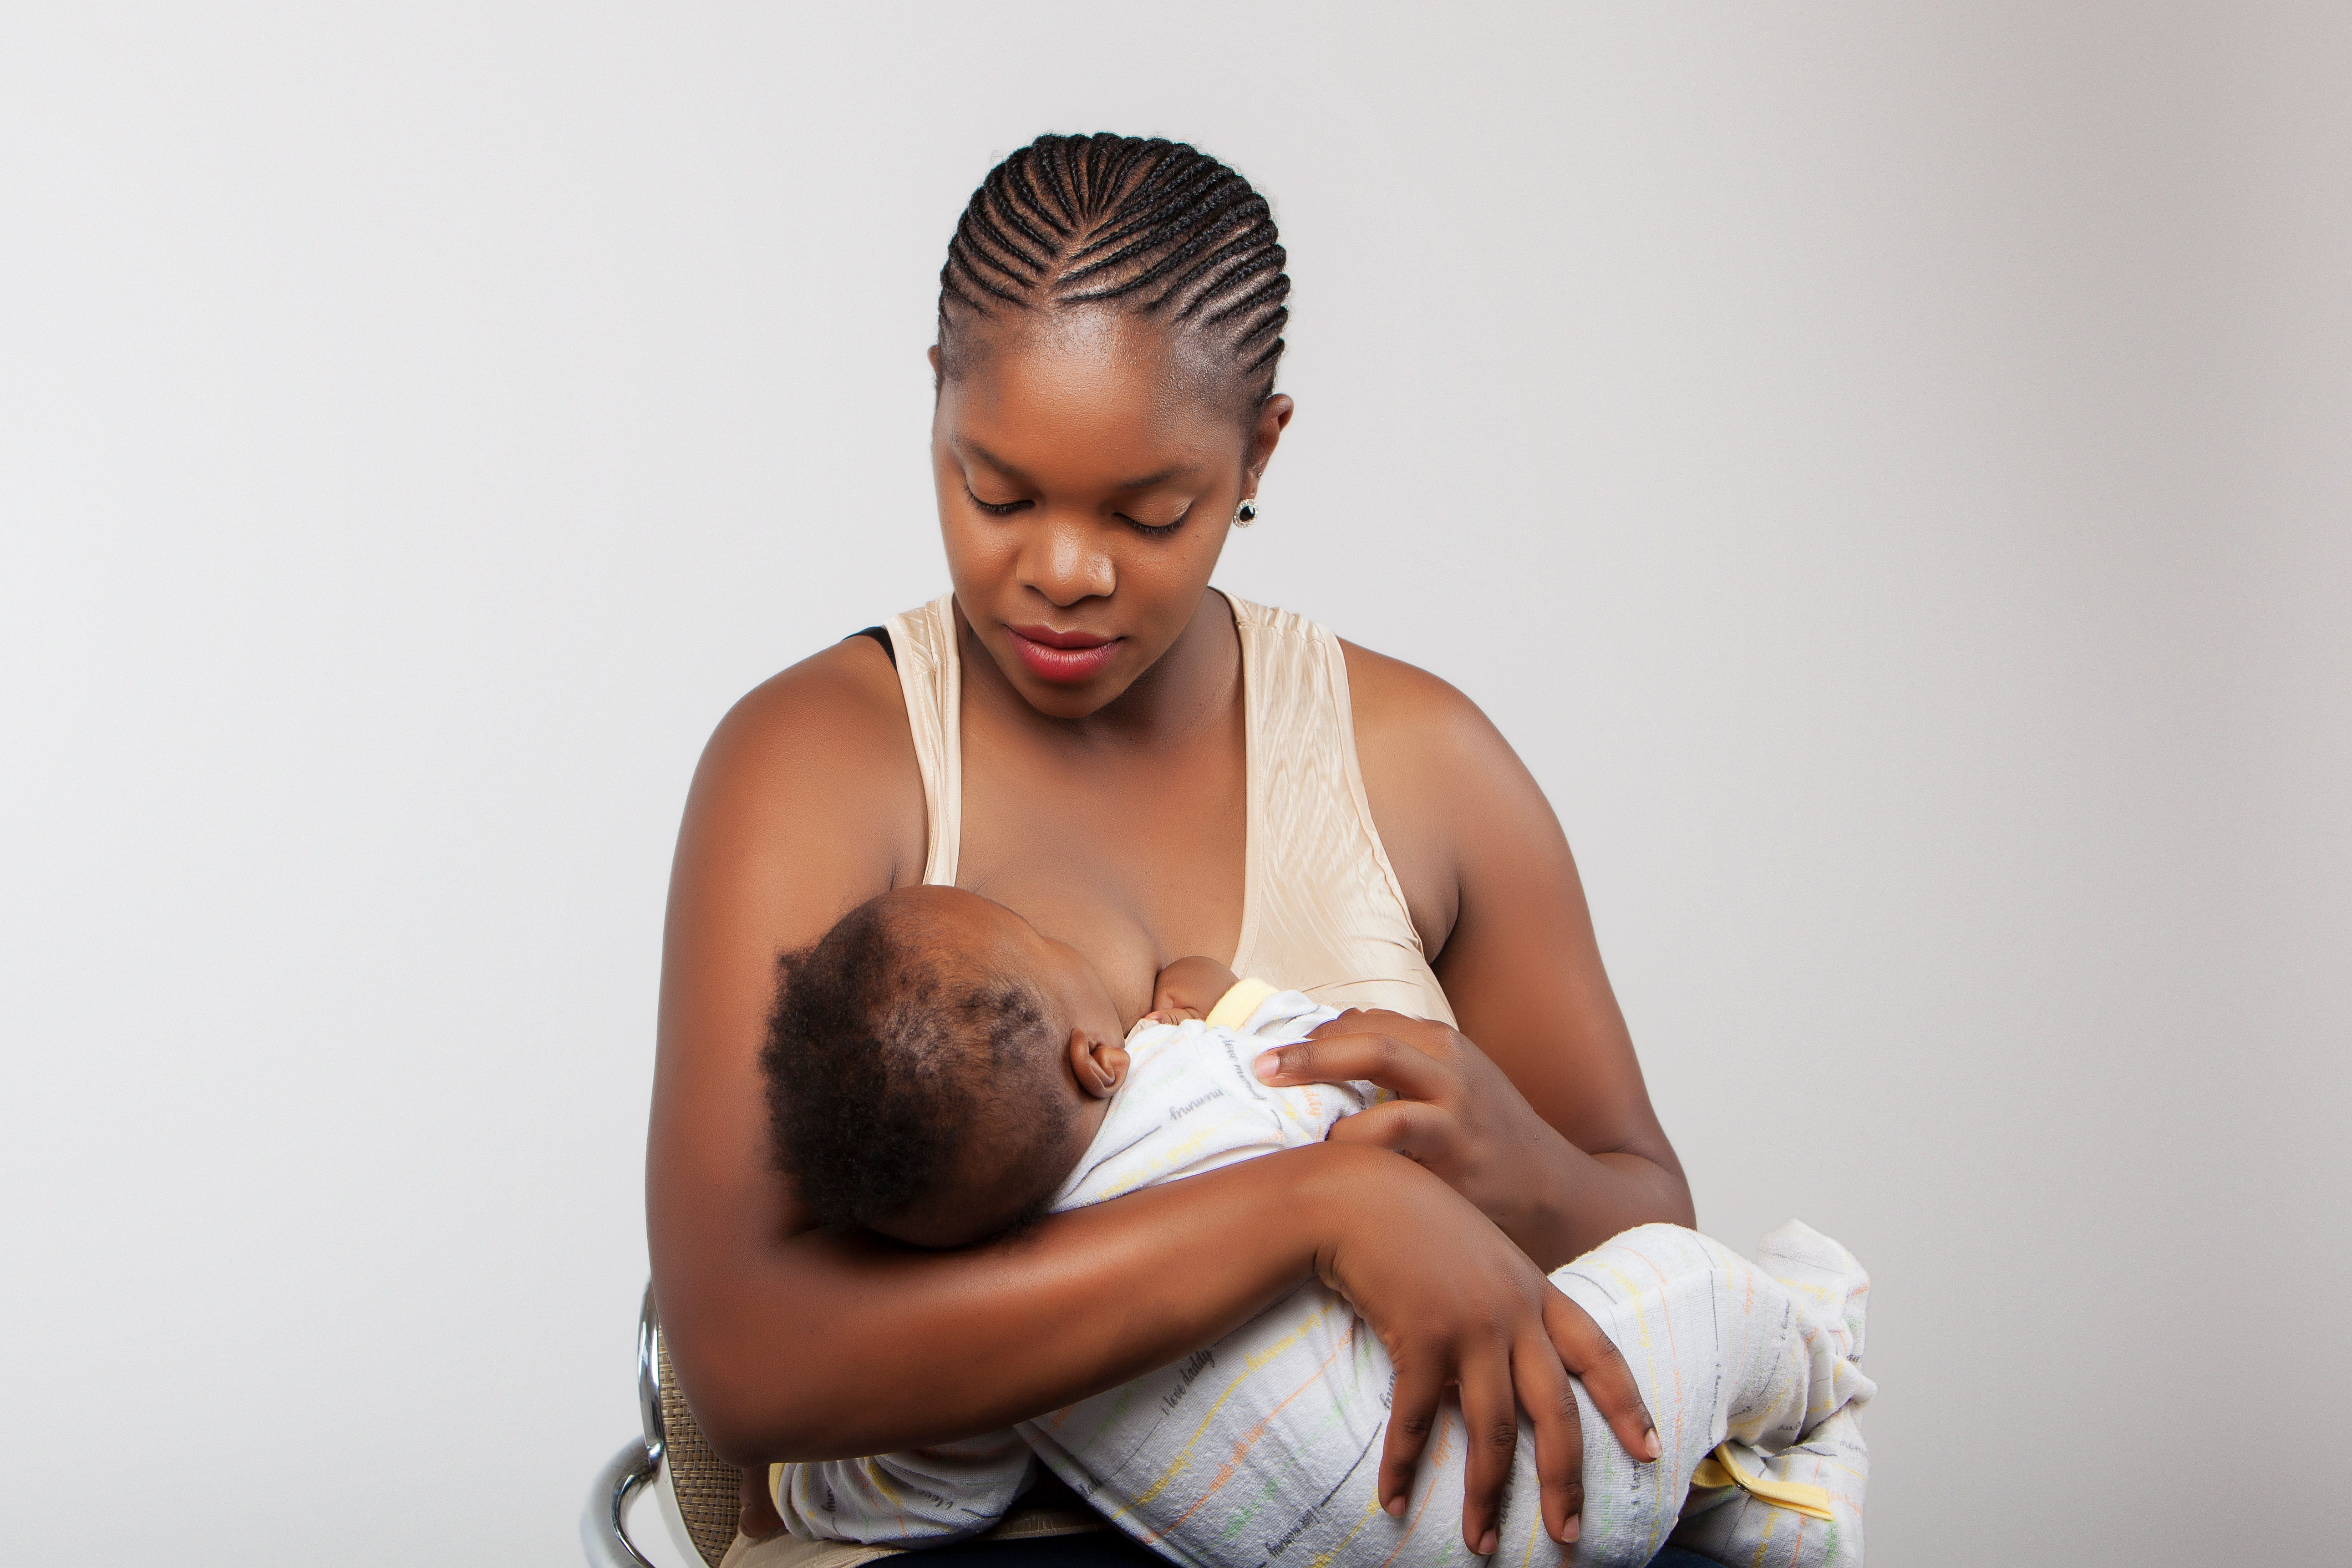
[1691,1444,1837,1522]
[1205,977,1280,1031]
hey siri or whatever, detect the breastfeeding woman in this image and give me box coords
[649,134,1702,1568]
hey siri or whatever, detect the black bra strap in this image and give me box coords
[848,625,896,668]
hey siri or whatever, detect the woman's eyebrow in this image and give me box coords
[1108,463,1196,491]
[959,437,1195,494]
[957,437,1028,482]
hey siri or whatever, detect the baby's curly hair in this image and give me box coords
[761,892,1072,1238]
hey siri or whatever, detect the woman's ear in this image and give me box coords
[1243,394,1295,490]
[1068,1028,1130,1098]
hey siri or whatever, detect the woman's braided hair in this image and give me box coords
[939,132,1290,408]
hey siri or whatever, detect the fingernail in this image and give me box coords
[1643,1426,1661,1461]
[1561,1516,1580,1543]
[1477,1530,1497,1555]
[1254,1051,1280,1081]
[1386,1496,1406,1517]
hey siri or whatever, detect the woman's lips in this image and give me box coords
[1006,624,1121,684]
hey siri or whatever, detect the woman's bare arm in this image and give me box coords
[669,1131,1412,1460]
[1341,644,1694,1266]
[647,639,1652,1540]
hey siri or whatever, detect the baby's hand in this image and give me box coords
[1145,955,1240,1025]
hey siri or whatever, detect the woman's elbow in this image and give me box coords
[1657,1174,1697,1230]
[671,1341,831,1467]
[656,1286,843,1465]
[1648,1157,1697,1229]
[1596,1145,1696,1231]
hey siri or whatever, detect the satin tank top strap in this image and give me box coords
[885,594,963,887]
[1225,597,1456,1025]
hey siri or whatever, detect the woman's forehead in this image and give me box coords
[940,312,1246,483]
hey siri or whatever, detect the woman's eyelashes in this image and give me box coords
[964,485,1031,517]
[965,483,1189,538]
[1119,509,1189,539]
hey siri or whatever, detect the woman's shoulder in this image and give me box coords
[717,630,904,742]
[1333,636,1551,958]
[683,632,926,890]
[1336,637,1506,763]
[1228,594,1492,746]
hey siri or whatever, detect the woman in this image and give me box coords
[648,133,1700,1568]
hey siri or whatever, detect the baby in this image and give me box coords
[761,886,1873,1567]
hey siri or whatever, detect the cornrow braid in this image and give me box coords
[940,132,1290,406]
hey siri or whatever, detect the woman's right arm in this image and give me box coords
[647,642,1651,1548]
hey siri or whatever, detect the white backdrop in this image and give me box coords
[4,5,2345,1565]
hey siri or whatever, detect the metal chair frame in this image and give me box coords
[582,1286,699,1568]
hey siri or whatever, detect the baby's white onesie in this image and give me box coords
[776,985,1874,1567]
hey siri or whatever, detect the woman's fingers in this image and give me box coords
[1321,1099,1452,1163]
[1255,1028,1454,1101]
[1513,1326,1586,1544]
[1378,1347,1447,1520]
[1324,1152,1654,1554]
[1454,1346,1519,1557]
[1543,1288,1660,1463]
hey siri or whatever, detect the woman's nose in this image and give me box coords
[1019,515,1116,607]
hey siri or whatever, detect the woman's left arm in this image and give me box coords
[1255,643,1694,1270]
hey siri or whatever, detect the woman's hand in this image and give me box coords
[1257,1010,1579,1266]
[1312,1149,1658,1553]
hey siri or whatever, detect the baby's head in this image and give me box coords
[762,886,1131,1248]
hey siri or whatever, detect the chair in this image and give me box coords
[584,1289,1110,1568]
[583,1286,747,1568]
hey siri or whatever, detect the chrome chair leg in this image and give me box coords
[582,1439,664,1568]
[584,1284,687,1568]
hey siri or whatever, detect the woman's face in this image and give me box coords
[930,308,1289,720]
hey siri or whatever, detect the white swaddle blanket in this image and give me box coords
[776,986,1874,1567]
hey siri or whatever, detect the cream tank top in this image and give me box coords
[884,592,1455,1026]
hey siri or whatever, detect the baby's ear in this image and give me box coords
[1068,1029,1129,1098]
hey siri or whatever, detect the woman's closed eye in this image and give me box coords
[1118,508,1188,539]
[966,483,1189,539]
[964,485,1031,517]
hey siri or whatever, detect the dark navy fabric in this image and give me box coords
[899,1532,1719,1567]
[891,1534,1157,1567]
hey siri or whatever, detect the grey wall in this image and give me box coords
[4,5,2344,1563]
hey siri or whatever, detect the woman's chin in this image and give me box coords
[1010,667,1133,720]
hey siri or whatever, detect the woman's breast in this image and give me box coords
[957,848,1241,1025]
[957,740,1249,1024]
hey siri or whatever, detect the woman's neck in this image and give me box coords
[956,590,1242,756]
